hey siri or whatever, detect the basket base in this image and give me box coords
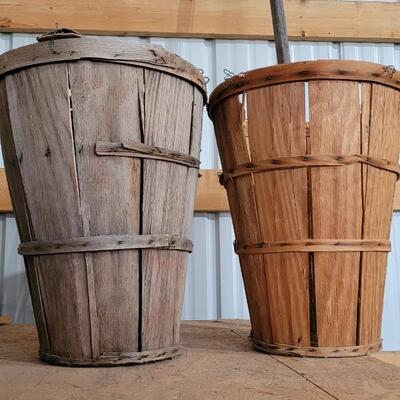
[250,336,382,358]
[39,345,180,366]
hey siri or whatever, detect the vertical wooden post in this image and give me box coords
[269,0,291,63]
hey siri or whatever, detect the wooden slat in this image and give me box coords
[67,61,143,355]
[309,80,362,347]
[140,71,194,351]
[247,82,310,347]
[0,0,400,43]
[358,84,400,345]
[2,167,400,213]
[4,63,92,359]
[213,94,272,344]
[0,79,51,353]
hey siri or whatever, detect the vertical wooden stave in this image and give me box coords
[358,84,400,345]
[246,83,310,347]
[140,71,194,351]
[4,64,92,359]
[213,95,273,343]
[0,79,50,353]
[67,61,142,355]
[309,80,362,347]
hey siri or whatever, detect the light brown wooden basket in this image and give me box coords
[209,60,400,357]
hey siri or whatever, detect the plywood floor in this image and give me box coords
[1,320,400,400]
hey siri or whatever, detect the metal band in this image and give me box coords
[96,141,200,168]
[18,234,193,256]
[220,154,400,185]
[39,345,180,366]
[234,239,391,255]
[250,336,382,358]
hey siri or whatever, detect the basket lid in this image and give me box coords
[0,29,207,101]
[208,60,400,116]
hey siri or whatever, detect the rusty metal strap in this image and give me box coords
[220,154,400,185]
[95,141,200,168]
[234,239,391,255]
[19,234,193,256]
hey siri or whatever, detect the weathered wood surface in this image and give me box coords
[0,47,205,364]
[1,321,400,400]
[210,61,400,356]
[18,234,193,256]
[140,70,200,352]
[3,63,92,359]
[1,0,400,43]
[4,167,400,213]
[95,141,200,168]
[269,0,290,64]
[0,37,206,94]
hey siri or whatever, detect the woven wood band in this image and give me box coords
[234,239,391,255]
[18,234,193,256]
[39,345,180,366]
[220,154,400,185]
[250,336,382,358]
[96,141,200,168]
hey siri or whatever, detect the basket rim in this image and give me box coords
[0,36,207,101]
[208,59,400,116]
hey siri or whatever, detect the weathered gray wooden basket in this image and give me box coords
[0,30,206,366]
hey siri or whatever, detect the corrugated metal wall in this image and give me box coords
[1,33,400,349]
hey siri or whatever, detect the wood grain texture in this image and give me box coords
[358,84,400,346]
[309,80,362,347]
[4,63,92,359]
[0,80,51,353]
[0,37,206,95]
[3,167,400,213]
[210,61,400,355]
[2,322,400,400]
[140,70,195,351]
[0,47,204,364]
[18,234,193,256]
[0,0,400,43]
[247,83,310,347]
[95,140,200,168]
[235,239,390,254]
[208,61,400,114]
[269,0,290,63]
[64,61,143,356]
[213,94,272,343]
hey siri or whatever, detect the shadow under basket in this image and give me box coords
[209,60,400,358]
